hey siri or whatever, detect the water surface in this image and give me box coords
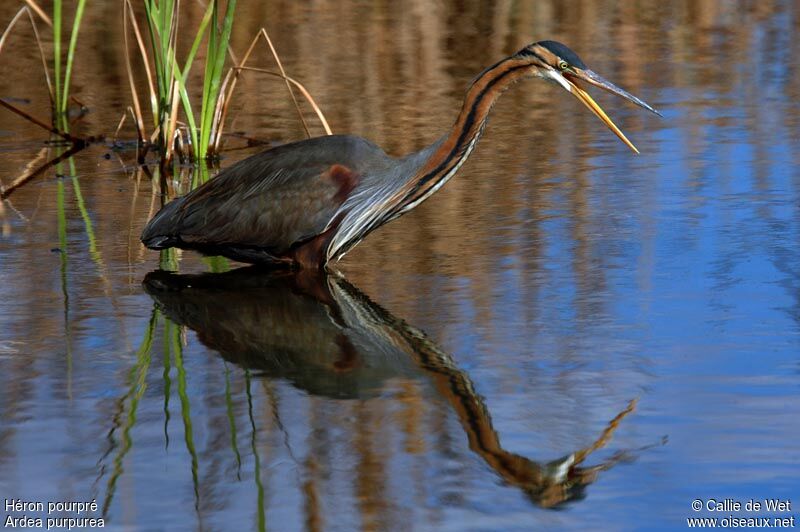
[1,1,798,530]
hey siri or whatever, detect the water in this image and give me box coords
[1,1,799,530]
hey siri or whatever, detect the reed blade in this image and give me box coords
[60,0,87,116]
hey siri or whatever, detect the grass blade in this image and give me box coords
[181,0,213,79]
[122,4,146,142]
[53,0,62,125]
[223,364,242,478]
[0,7,54,108]
[102,307,157,515]
[124,0,158,129]
[199,0,237,160]
[60,0,87,115]
[234,66,332,136]
[164,79,181,163]
[23,0,52,27]
[171,318,200,509]
[260,28,309,138]
[212,28,332,153]
[172,65,199,157]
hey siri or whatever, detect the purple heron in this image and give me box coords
[141,40,659,269]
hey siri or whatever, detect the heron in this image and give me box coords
[141,40,660,269]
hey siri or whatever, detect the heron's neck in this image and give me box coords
[325,55,534,262]
[393,55,534,215]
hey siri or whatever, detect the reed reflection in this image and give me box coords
[144,267,640,508]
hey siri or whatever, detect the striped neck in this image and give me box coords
[391,55,537,216]
[326,54,539,262]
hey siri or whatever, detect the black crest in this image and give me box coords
[536,40,588,69]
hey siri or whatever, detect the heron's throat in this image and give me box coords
[391,56,535,215]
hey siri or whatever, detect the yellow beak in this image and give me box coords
[548,67,660,153]
[568,81,640,154]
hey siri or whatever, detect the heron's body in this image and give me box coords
[142,40,659,268]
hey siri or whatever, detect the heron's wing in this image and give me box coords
[142,135,391,255]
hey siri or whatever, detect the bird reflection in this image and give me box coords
[143,267,641,508]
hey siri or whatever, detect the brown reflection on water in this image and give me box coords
[141,267,640,515]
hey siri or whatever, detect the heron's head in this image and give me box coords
[517,40,661,153]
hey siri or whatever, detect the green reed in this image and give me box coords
[103,306,157,516]
[162,328,173,448]
[55,148,101,401]
[3,1,327,168]
[170,317,201,509]
[103,310,201,514]
[224,364,243,478]
[54,148,106,300]
[132,0,237,163]
[52,0,86,132]
[246,371,267,532]
[0,1,86,136]
[198,0,236,161]
[56,174,71,391]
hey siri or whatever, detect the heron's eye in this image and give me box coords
[558,60,569,71]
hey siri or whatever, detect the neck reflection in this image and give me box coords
[143,267,641,508]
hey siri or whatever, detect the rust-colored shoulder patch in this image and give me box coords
[325,164,359,204]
